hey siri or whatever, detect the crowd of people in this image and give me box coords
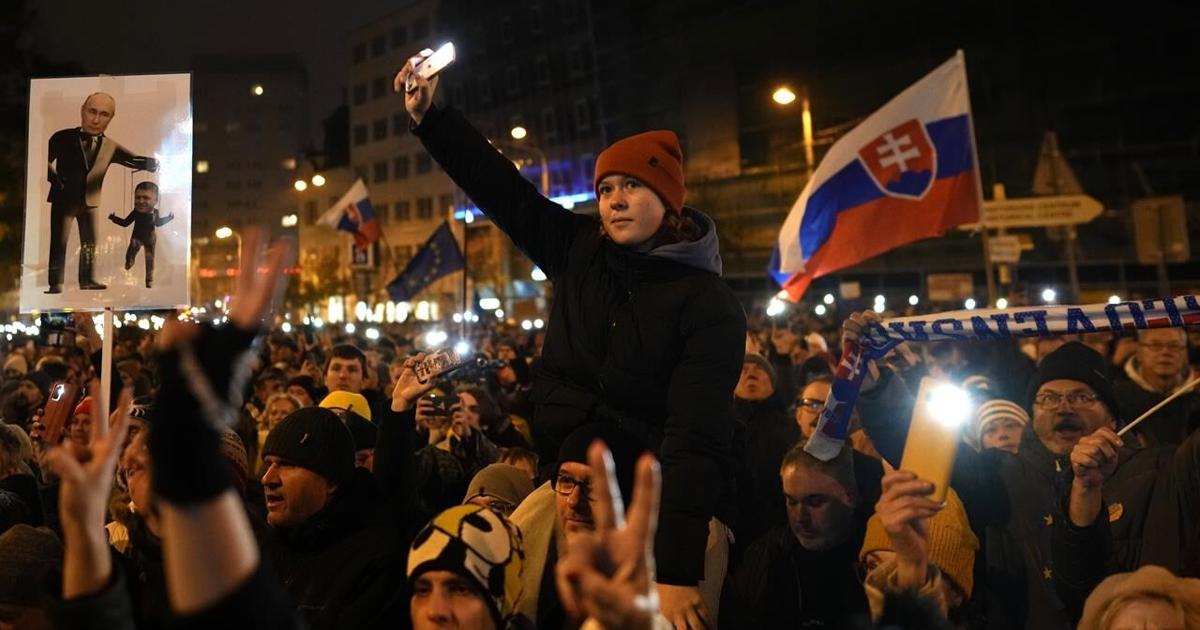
[2,61,1200,630]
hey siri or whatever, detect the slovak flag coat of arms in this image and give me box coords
[772,51,983,300]
[318,178,382,250]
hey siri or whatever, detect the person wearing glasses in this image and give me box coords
[795,376,880,459]
[846,310,1200,630]
[1113,328,1199,446]
[509,423,642,629]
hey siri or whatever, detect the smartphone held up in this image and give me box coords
[899,378,974,503]
[405,42,456,93]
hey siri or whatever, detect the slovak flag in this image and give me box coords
[318,178,382,250]
[772,51,982,300]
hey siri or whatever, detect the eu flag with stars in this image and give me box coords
[386,222,465,302]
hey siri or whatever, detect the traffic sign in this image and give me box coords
[988,235,1022,264]
[961,194,1103,229]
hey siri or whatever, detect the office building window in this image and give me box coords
[353,83,367,106]
[500,15,513,45]
[391,25,408,48]
[306,200,318,225]
[373,161,388,183]
[417,197,433,219]
[535,55,550,88]
[542,107,558,143]
[354,165,368,182]
[439,194,455,214]
[575,99,591,131]
[371,35,386,57]
[415,153,432,174]
[353,124,368,146]
[352,43,366,63]
[413,16,430,39]
[394,200,411,221]
[506,66,520,98]
[393,113,407,135]
[372,118,388,141]
[394,156,410,179]
[529,3,543,33]
[478,76,492,107]
[371,77,387,99]
[568,46,584,78]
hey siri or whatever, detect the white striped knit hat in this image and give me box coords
[966,399,1029,451]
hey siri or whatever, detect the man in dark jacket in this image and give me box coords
[401,63,746,624]
[259,407,408,630]
[730,353,799,547]
[1112,328,1199,447]
[721,444,882,629]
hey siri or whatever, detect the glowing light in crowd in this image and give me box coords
[215,227,233,240]
[454,340,470,356]
[344,323,356,334]
[425,330,448,347]
[964,298,977,310]
[293,179,308,192]
[311,317,324,329]
[521,320,533,331]
[195,160,209,173]
[214,299,224,309]
[510,126,528,140]
[772,86,797,106]
[1041,288,1057,303]
[281,214,298,227]
[1108,295,1121,305]
[814,304,827,316]
[494,309,505,318]
[534,319,545,329]
[281,322,292,333]
[995,298,1009,309]
[766,297,787,318]
[138,319,150,330]
[909,295,919,306]
[531,267,547,282]
[479,297,501,311]
[453,313,463,323]
[311,174,327,187]
[365,328,380,341]
[823,293,835,305]
[929,384,971,428]
[873,295,886,313]
[252,84,264,96]
[354,301,369,322]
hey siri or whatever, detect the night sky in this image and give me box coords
[31,0,392,137]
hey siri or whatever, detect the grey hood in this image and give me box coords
[646,207,723,275]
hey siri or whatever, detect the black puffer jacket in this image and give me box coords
[415,105,747,584]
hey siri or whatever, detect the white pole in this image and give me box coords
[99,307,114,423]
[1117,374,1200,437]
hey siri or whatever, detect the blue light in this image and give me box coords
[455,191,595,220]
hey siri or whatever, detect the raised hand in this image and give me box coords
[1069,427,1121,490]
[393,55,441,126]
[556,441,661,630]
[391,352,439,412]
[875,462,943,588]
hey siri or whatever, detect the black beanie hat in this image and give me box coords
[1026,342,1121,422]
[343,411,378,451]
[20,371,51,400]
[556,423,646,508]
[262,407,355,486]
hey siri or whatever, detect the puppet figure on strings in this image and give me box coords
[108,181,173,288]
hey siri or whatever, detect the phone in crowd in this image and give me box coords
[414,348,470,383]
[898,377,972,503]
[405,42,456,92]
[41,381,80,446]
[426,393,460,418]
[39,313,76,348]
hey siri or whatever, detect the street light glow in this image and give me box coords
[996,298,1009,309]
[281,214,298,228]
[909,295,919,306]
[814,304,827,316]
[510,126,527,140]
[964,298,977,310]
[531,267,547,282]
[293,179,308,192]
[215,227,233,239]
[823,293,835,305]
[311,174,327,187]
[1108,295,1122,305]
[1041,288,1057,303]
[772,86,797,106]
[252,84,264,96]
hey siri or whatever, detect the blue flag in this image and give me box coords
[386,222,465,302]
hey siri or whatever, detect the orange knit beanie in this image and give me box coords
[593,130,685,213]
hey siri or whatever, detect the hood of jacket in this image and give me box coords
[645,207,723,275]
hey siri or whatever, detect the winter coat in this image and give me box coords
[414,105,747,584]
[730,395,799,547]
[1113,358,1200,446]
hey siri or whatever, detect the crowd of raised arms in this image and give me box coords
[1,62,1198,630]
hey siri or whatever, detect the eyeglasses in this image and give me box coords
[1034,391,1101,408]
[1140,342,1187,353]
[796,398,825,412]
[552,473,592,498]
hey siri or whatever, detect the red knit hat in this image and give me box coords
[73,397,93,418]
[594,130,685,214]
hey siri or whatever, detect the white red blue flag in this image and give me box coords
[772,51,983,300]
[318,178,382,250]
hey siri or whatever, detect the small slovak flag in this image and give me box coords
[318,178,382,250]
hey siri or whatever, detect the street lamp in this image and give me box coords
[293,179,308,192]
[772,84,815,178]
[215,226,243,270]
[311,173,326,187]
[509,126,549,196]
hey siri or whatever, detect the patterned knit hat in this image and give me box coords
[408,504,525,625]
[860,487,979,596]
[964,399,1029,451]
[594,130,686,214]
